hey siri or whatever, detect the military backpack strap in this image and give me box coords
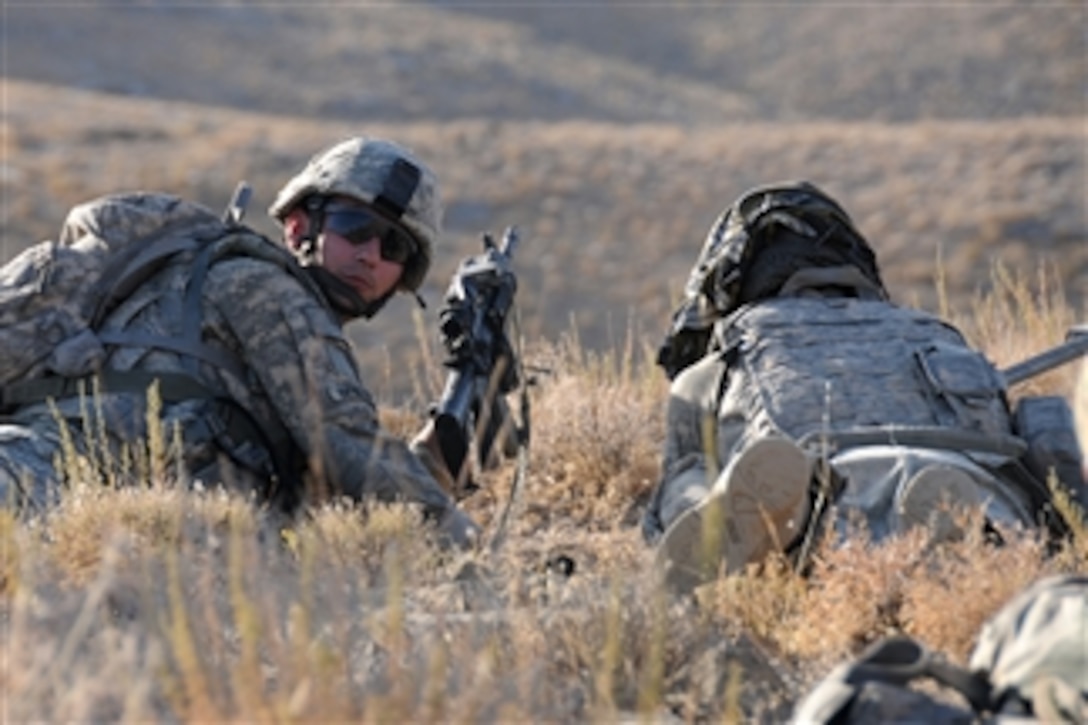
[94,237,249,383]
[3,370,212,408]
[89,218,247,379]
[1,369,299,491]
[89,217,224,329]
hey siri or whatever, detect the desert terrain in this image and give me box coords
[1,3,1085,721]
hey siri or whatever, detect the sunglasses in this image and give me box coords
[321,208,418,264]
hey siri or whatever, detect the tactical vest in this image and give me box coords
[714,297,1018,457]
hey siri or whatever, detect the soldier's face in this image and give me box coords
[317,209,406,302]
[315,204,409,300]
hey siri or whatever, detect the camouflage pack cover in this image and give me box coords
[714,297,1014,453]
[269,137,442,293]
[657,181,887,379]
[0,193,227,389]
[0,191,308,400]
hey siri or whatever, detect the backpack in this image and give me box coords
[0,190,246,396]
[710,297,1031,463]
[709,296,1075,540]
[656,181,888,380]
[0,188,312,494]
[792,574,1088,724]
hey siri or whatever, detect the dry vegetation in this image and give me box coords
[1,3,1085,721]
[3,80,1084,402]
[0,268,1085,722]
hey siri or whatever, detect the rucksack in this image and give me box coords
[792,574,1088,723]
[0,190,248,397]
[714,297,1021,455]
[707,296,1076,541]
[0,188,314,494]
[656,181,888,380]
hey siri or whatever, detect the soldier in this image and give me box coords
[0,136,479,548]
[793,574,1088,723]
[646,181,1085,595]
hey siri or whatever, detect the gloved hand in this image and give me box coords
[434,505,481,552]
[410,419,473,498]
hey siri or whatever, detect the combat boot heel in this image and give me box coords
[656,437,813,596]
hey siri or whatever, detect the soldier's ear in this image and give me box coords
[282,208,311,251]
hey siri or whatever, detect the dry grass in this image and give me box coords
[1,14,1085,714]
[0,267,1084,722]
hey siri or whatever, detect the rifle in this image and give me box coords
[1001,325,1088,387]
[433,227,525,494]
[222,180,252,227]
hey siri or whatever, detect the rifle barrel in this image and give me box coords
[1001,329,1088,386]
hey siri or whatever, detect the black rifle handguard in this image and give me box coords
[433,227,521,489]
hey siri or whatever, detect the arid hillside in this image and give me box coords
[6,4,1083,123]
[1,6,1087,722]
[2,3,1085,397]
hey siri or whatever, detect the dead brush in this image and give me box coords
[0,259,1083,721]
[521,333,667,530]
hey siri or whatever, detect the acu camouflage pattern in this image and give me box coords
[0,193,226,388]
[0,192,454,518]
[643,295,1036,542]
[269,137,442,293]
[714,297,1014,451]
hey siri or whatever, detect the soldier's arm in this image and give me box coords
[205,258,455,516]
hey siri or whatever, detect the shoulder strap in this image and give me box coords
[88,223,246,379]
[89,217,223,329]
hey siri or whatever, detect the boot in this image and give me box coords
[656,437,812,596]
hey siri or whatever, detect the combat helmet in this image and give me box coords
[270,137,442,295]
[657,181,888,379]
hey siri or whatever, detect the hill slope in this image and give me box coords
[2,3,1085,397]
[5,4,1083,122]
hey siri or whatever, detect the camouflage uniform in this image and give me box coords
[793,574,1088,723]
[0,138,461,527]
[646,182,1082,588]
[643,288,1038,546]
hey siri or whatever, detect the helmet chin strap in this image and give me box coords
[297,196,327,261]
[302,266,392,320]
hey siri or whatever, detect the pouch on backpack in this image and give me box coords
[1013,396,1088,511]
